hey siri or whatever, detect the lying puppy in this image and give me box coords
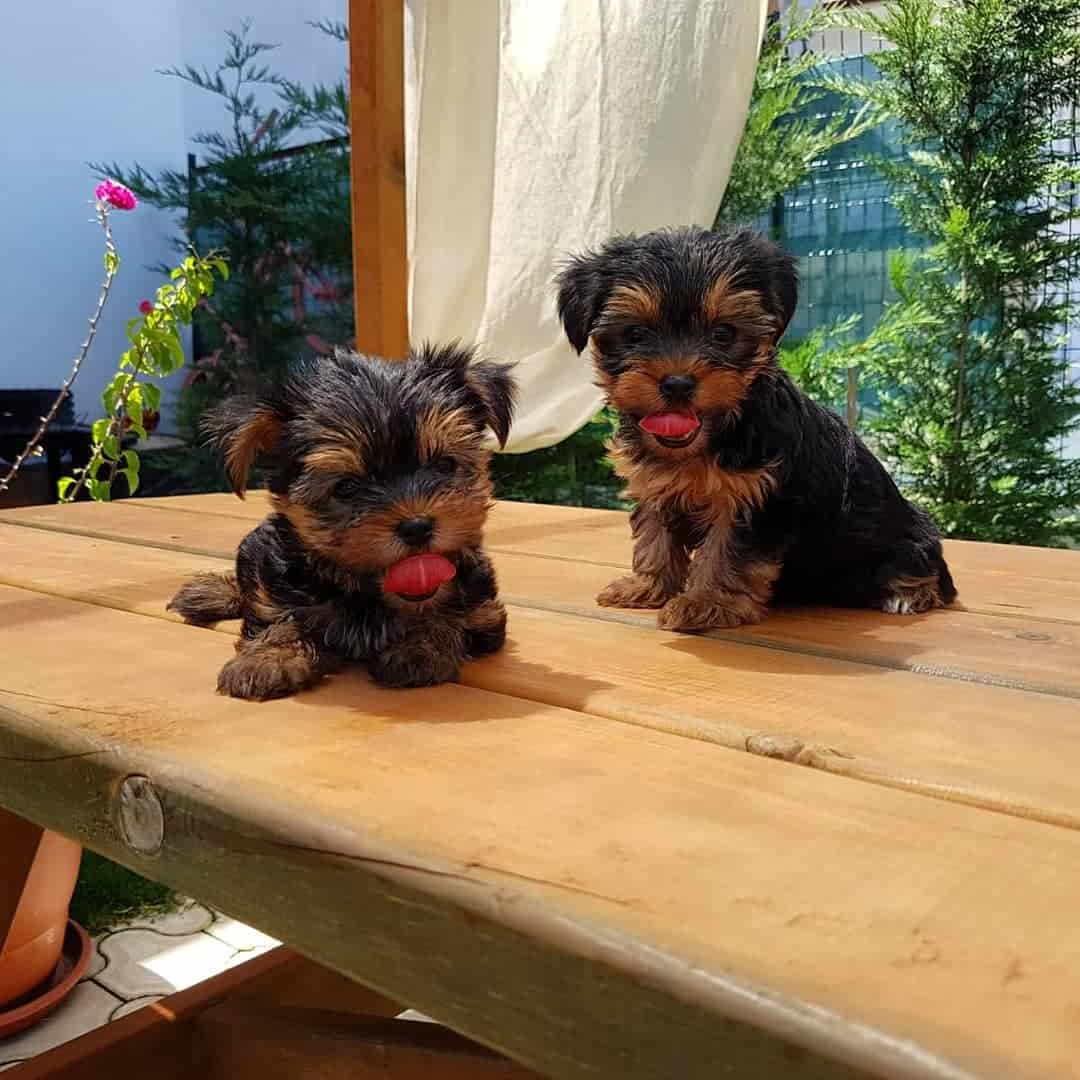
[168,344,517,698]
[556,225,956,631]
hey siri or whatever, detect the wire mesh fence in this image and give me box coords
[769,5,1080,455]
[768,47,924,347]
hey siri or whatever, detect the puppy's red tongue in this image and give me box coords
[383,554,456,598]
[639,411,700,438]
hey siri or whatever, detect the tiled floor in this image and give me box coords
[0,902,280,1071]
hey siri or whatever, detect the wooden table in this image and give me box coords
[2,494,1080,1079]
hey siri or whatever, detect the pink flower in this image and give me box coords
[138,300,153,315]
[94,179,137,211]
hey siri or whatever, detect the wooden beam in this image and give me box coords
[349,0,409,358]
[10,949,406,1080]
[197,1008,539,1079]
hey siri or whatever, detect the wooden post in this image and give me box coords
[846,366,858,430]
[349,0,409,358]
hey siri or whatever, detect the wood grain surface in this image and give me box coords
[3,497,1080,1079]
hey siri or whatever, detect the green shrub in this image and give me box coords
[834,0,1080,545]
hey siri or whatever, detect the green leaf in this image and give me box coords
[126,385,143,422]
[142,383,162,412]
[102,435,121,461]
[57,477,75,500]
[144,342,170,375]
[165,334,185,367]
[121,468,140,496]
[87,478,111,502]
[213,257,230,281]
[126,318,142,343]
[91,418,110,444]
[123,449,140,472]
[127,421,148,441]
[104,250,119,274]
[103,379,121,415]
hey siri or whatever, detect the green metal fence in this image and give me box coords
[769,12,1080,455]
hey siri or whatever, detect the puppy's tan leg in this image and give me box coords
[168,572,242,625]
[218,619,324,701]
[598,505,689,609]
[659,526,780,632]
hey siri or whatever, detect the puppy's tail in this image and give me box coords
[167,572,242,625]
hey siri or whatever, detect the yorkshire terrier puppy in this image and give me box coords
[167,344,517,699]
[556,225,956,631]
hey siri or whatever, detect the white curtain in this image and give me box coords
[405,0,767,452]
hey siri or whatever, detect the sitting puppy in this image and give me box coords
[168,344,516,698]
[556,225,956,631]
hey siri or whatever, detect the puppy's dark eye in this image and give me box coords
[333,476,365,500]
[431,456,457,476]
[711,323,737,348]
[621,326,649,350]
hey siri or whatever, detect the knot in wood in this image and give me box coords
[745,733,806,762]
[116,774,164,857]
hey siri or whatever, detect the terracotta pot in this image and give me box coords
[0,815,82,1007]
[0,923,92,1039]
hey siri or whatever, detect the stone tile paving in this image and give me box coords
[0,902,279,1070]
[0,901,435,1071]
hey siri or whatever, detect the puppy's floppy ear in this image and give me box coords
[414,341,518,448]
[770,248,799,342]
[555,250,612,354]
[463,360,517,448]
[201,395,284,498]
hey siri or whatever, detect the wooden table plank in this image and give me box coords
[71,493,1080,585]
[34,494,1080,627]
[4,526,1080,834]
[4,584,1080,1079]
[485,501,1080,578]
[482,503,1080,625]
[3,507,1077,699]
[492,554,1080,698]
[12,497,1079,624]
[0,501,245,558]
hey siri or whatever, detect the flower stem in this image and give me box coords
[0,204,118,496]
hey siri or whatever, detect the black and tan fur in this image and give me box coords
[556,226,957,631]
[168,344,517,699]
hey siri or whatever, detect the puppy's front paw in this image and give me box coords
[597,574,673,609]
[658,591,766,632]
[465,599,507,658]
[217,650,317,701]
[882,573,947,615]
[369,647,461,689]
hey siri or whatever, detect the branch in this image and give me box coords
[0,204,117,495]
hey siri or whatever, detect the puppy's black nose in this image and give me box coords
[659,373,697,402]
[396,516,435,547]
